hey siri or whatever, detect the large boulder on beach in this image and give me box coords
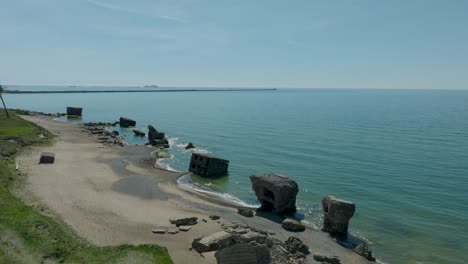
[119,117,136,127]
[322,195,355,236]
[215,243,271,264]
[285,237,309,255]
[250,173,298,214]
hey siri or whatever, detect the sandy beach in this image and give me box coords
[16,115,372,264]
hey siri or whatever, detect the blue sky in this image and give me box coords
[1,0,467,89]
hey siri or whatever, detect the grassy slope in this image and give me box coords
[0,110,173,264]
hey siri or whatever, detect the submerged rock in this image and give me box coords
[185,142,196,149]
[119,117,136,127]
[322,195,355,236]
[353,243,376,261]
[281,218,305,232]
[250,173,298,214]
[132,129,145,136]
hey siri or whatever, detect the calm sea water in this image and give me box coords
[4,87,468,263]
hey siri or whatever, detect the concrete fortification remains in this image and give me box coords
[188,153,229,178]
[250,173,299,214]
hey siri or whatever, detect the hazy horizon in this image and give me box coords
[1,0,468,89]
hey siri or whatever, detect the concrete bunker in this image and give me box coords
[188,153,229,178]
[250,173,298,214]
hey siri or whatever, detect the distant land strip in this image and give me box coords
[5,88,277,94]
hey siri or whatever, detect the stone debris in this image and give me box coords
[132,129,146,136]
[353,243,376,261]
[179,226,192,232]
[322,195,355,236]
[193,222,309,264]
[151,228,167,234]
[169,217,198,227]
[82,122,125,147]
[281,218,305,232]
[250,173,299,214]
[237,208,254,217]
[313,254,341,264]
[168,229,179,234]
[209,215,220,220]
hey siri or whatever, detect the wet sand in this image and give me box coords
[16,115,372,264]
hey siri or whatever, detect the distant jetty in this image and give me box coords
[4,88,277,94]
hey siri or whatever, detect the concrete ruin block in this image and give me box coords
[192,231,237,253]
[189,153,229,178]
[119,117,136,127]
[40,152,55,164]
[215,243,271,264]
[249,173,298,214]
[66,107,83,117]
[322,195,355,236]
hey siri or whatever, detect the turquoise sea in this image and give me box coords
[4,86,468,263]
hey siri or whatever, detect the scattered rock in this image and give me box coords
[119,117,136,127]
[169,217,198,227]
[132,129,146,136]
[285,237,309,255]
[202,219,208,223]
[151,228,167,234]
[281,218,305,232]
[322,195,355,236]
[250,173,299,214]
[353,243,376,261]
[215,242,271,264]
[209,215,220,220]
[168,229,179,234]
[185,142,196,149]
[237,208,254,217]
[179,226,192,232]
[313,254,341,264]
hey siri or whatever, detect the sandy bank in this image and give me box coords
[16,115,372,264]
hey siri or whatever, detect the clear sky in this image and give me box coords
[1,0,468,89]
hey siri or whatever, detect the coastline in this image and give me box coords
[16,115,373,264]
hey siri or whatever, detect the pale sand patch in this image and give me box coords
[16,115,372,264]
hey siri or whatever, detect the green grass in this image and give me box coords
[0,110,173,264]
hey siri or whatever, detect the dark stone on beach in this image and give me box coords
[189,153,229,178]
[119,117,136,127]
[185,142,196,149]
[285,237,309,255]
[250,173,298,214]
[169,217,198,227]
[313,254,341,264]
[209,215,220,220]
[133,129,145,136]
[281,218,305,232]
[66,107,82,117]
[215,242,271,264]
[322,195,355,236]
[353,243,376,261]
[112,130,119,136]
[237,208,254,217]
[152,228,167,234]
[39,152,55,164]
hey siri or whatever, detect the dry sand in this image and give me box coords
[16,115,372,264]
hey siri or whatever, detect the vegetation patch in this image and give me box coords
[0,110,173,264]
